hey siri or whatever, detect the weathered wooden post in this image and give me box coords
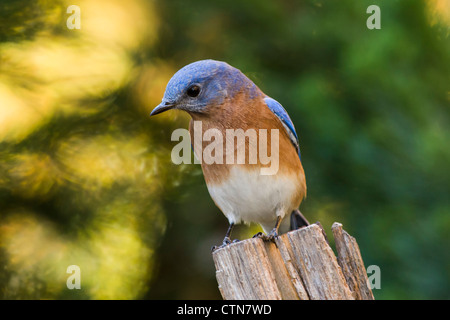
[212,222,374,300]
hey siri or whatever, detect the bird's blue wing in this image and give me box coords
[264,97,301,161]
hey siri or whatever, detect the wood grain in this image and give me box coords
[212,222,373,300]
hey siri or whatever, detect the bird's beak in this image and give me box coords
[150,100,176,116]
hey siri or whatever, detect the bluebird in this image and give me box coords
[150,60,308,248]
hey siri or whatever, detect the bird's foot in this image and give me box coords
[211,237,240,252]
[252,232,265,239]
[252,229,278,242]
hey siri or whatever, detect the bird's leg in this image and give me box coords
[222,222,234,245]
[253,216,282,242]
[211,223,235,252]
[266,216,282,241]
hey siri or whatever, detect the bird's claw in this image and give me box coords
[266,230,278,242]
[211,237,240,252]
[252,229,278,242]
[222,236,232,246]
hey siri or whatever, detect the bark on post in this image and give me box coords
[332,222,375,300]
[212,222,374,300]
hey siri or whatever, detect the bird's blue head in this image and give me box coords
[150,59,258,116]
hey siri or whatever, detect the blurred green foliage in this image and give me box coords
[0,0,449,299]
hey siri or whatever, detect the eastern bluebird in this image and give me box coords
[150,60,308,248]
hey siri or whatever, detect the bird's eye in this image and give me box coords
[187,85,201,97]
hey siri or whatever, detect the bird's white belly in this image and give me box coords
[206,166,299,232]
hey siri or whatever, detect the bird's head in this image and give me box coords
[150,59,257,116]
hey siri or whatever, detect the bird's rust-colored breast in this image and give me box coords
[188,89,306,204]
